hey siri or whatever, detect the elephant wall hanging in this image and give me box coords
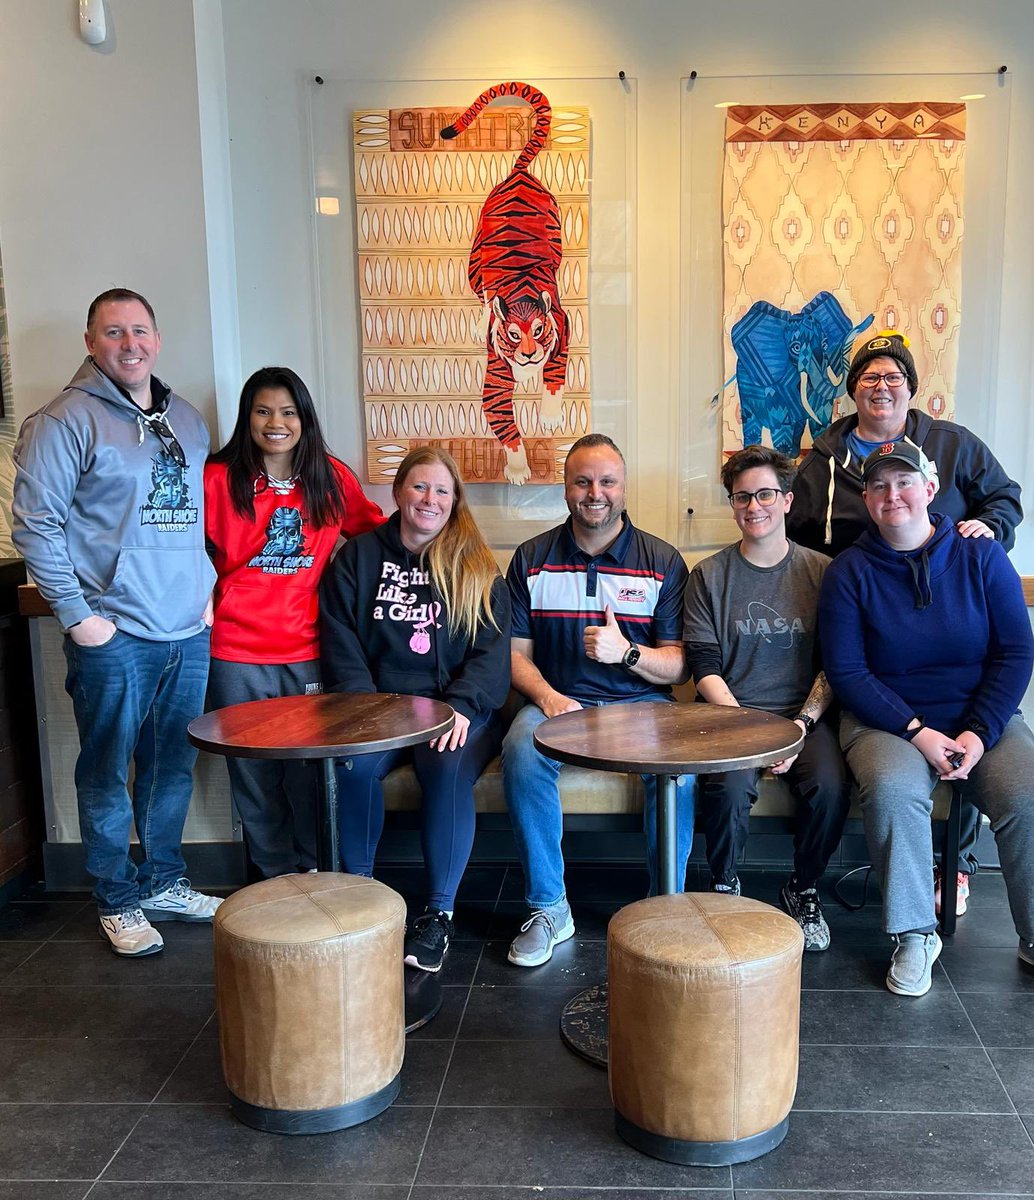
[727,292,873,457]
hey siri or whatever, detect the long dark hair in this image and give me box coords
[209,366,346,528]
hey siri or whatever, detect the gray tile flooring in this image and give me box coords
[1,864,1033,1198]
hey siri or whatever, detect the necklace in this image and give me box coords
[257,473,299,497]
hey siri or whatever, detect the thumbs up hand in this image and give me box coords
[584,604,632,664]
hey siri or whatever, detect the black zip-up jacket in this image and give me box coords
[319,512,511,719]
[786,408,1022,558]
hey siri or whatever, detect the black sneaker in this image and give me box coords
[709,874,741,896]
[404,908,454,973]
[780,878,831,952]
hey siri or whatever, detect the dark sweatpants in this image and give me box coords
[699,719,849,888]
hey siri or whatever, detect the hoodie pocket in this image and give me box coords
[103,545,216,632]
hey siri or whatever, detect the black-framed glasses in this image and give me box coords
[146,421,186,467]
[728,488,784,509]
[857,371,906,388]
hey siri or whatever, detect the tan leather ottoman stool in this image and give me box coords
[214,873,406,1134]
[609,893,804,1166]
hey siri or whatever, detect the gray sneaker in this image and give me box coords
[887,932,942,996]
[508,901,575,967]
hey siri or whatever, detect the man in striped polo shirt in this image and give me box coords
[502,434,693,967]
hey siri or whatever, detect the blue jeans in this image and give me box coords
[63,628,210,915]
[501,696,695,907]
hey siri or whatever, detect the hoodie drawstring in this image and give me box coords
[824,450,850,547]
[906,550,933,610]
[136,408,179,448]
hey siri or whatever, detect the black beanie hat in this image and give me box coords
[846,332,918,398]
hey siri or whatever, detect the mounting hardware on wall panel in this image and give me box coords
[79,0,106,45]
[998,65,1009,74]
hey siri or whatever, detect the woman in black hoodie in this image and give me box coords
[320,448,511,971]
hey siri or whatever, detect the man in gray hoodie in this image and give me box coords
[13,289,220,957]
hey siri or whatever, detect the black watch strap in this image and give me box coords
[794,713,816,734]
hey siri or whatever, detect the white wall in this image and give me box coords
[2,0,1034,564]
[218,0,1034,565]
[0,0,217,428]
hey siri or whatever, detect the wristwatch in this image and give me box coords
[794,713,816,734]
[902,717,925,741]
[622,642,642,670]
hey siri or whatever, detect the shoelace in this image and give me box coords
[797,890,822,924]
[412,911,450,945]
[118,909,148,930]
[520,909,560,936]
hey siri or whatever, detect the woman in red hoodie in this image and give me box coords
[205,366,384,878]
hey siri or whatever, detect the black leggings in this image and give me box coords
[336,708,501,909]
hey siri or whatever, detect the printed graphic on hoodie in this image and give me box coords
[247,506,316,575]
[140,451,199,531]
[372,559,442,654]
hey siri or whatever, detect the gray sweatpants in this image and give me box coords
[207,658,322,879]
[841,712,1034,940]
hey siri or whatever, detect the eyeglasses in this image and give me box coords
[857,371,906,388]
[728,488,784,509]
[145,420,186,467]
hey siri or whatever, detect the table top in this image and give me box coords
[533,702,803,776]
[188,692,455,760]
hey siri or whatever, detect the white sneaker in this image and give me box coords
[99,908,164,957]
[140,878,222,923]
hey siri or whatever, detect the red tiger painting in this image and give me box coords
[441,82,570,485]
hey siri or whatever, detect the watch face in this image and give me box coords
[624,644,641,667]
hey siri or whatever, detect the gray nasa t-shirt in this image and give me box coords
[682,541,828,716]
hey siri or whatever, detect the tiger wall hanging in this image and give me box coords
[354,83,591,485]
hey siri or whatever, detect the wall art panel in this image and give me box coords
[354,83,591,485]
[720,102,966,457]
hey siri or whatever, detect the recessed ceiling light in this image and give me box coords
[959,93,985,100]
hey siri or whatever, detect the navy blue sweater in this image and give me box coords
[818,514,1032,750]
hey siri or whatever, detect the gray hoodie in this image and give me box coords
[12,358,216,639]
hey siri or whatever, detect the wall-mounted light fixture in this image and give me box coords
[79,0,106,45]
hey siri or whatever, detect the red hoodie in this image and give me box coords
[205,458,384,664]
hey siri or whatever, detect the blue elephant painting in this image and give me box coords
[730,292,874,456]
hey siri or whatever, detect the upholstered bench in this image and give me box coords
[379,715,963,932]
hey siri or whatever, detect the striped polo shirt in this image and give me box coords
[506,515,688,703]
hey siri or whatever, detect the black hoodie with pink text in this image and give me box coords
[319,512,511,720]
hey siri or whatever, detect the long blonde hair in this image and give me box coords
[393,448,501,640]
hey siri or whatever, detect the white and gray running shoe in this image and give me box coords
[508,901,575,967]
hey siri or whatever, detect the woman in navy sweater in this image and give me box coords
[819,441,1034,997]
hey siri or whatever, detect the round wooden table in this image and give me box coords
[188,691,455,1030]
[533,701,803,1066]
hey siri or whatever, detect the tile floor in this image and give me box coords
[0,863,1032,1198]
